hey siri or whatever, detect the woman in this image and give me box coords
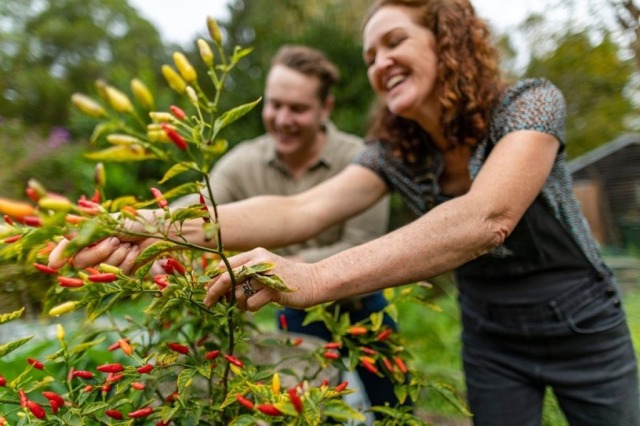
[51,1,639,424]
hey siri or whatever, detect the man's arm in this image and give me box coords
[295,195,389,263]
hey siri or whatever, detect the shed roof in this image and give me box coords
[568,133,640,174]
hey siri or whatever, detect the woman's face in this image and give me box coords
[363,6,439,123]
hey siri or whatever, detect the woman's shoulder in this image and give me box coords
[497,78,565,111]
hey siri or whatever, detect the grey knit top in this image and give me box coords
[355,78,606,274]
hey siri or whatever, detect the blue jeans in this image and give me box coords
[278,292,403,409]
[460,272,640,426]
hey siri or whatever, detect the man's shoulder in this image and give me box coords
[327,125,365,159]
[217,134,271,167]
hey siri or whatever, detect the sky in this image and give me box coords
[127,0,548,49]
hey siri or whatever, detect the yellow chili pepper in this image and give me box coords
[207,16,222,45]
[106,134,140,145]
[27,179,48,199]
[105,86,133,113]
[94,162,106,188]
[173,52,197,82]
[149,112,174,122]
[186,87,198,105]
[49,302,78,317]
[130,78,155,110]
[56,324,65,340]
[197,39,214,65]
[38,197,73,212]
[71,93,107,118]
[272,373,281,393]
[162,65,187,94]
[0,198,35,218]
[147,130,171,143]
[230,364,243,375]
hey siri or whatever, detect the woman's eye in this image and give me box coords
[389,37,405,47]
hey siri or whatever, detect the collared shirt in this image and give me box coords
[175,122,389,262]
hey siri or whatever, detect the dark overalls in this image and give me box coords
[456,197,640,426]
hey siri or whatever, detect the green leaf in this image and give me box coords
[322,400,366,421]
[0,307,24,325]
[197,363,212,379]
[159,162,198,184]
[81,402,109,415]
[251,273,295,293]
[301,308,326,327]
[85,145,156,162]
[394,384,408,405]
[430,383,473,417]
[171,206,209,223]
[384,304,399,323]
[229,415,256,426]
[369,311,383,331]
[177,368,197,393]
[416,300,442,312]
[69,336,106,357]
[212,98,262,140]
[136,241,177,264]
[231,46,254,64]
[109,196,138,212]
[136,261,154,281]
[0,336,33,358]
[90,122,119,144]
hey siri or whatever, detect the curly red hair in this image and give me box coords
[364,0,503,159]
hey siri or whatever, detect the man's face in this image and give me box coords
[262,65,332,157]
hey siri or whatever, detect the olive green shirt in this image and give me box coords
[174,122,389,262]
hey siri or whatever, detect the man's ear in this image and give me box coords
[322,95,335,122]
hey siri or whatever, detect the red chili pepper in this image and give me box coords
[88,273,117,283]
[206,350,220,360]
[167,258,185,275]
[224,355,243,367]
[101,384,111,393]
[19,389,28,408]
[394,357,408,374]
[321,379,329,387]
[85,267,101,275]
[383,358,395,372]
[90,189,101,204]
[257,404,282,416]
[362,347,378,355]
[50,399,59,414]
[83,385,94,392]
[27,400,46,420]
[23,216,43,227]
[131,382,145,390]
[105,410,123,420]
[361,358,379,374]
[26,188,39,202]
[288,388,303,413]
[291,338,303,346]
[27,357,44,370]
[156,420,172,426]
[42,391,65,407]
[67,367,75,382]
[199,194,210,222]
[128,407,154,418]
[72,370,94,379]
[106,373,124,383]
[279,313,288,330]
[97,363,124,373]
[168,343,189,354]
[161,124,187,150]
[0,374,6,387]
[170,105,186,120]
[150,187,168,209]
[34,263,58,274]
[323,351,340,360]
[153,274,169,288]
[3,215,14,225]
[235,394,254,410]
[377,329,392,341]
[3,235,21,243]
[196,334,209,346]
[58,276,84,287]
[324,342,342,349]
[165,392,178,403]
[334,381,349,392]
[136,364,154,374]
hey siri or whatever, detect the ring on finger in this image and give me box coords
[241,278,259,298]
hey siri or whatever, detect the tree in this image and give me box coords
[0,0,167,128]
[525,30,635,157]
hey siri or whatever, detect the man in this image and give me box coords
[175,45,396,408]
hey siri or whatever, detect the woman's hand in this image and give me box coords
[204,248,323,312]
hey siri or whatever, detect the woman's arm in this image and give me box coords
[180,164,388,251]
[205,130,560,310]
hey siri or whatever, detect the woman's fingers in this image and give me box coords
[246,287,277,312]
[119,245,140,275]
[102,243,131,267]
[48,238,71,269]
[73,237,121,269]
[204,249,268,307]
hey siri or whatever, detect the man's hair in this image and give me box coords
[271,45,340,102]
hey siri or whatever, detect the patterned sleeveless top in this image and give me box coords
[355,78,606,274]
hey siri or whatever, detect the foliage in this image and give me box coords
[524,29,635,158]
[0,17,468,425]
